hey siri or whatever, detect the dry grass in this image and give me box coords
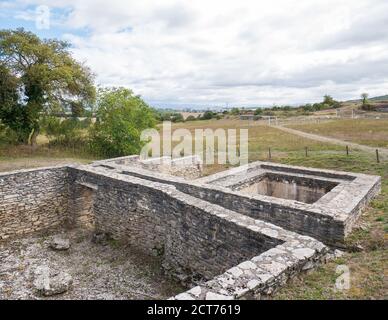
[0,157,92,172]
[170,119,346,175]
[273,152,388,300]
[288,119,388,148]
[0,135,96,172]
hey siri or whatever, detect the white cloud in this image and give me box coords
[5,0,388,107]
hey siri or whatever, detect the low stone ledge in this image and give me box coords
[170,238,328,300]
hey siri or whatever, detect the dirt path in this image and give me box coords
[274,126,388,160]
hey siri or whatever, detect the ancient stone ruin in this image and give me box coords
[0,155,381,299]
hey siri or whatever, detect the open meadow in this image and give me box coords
[287,119,388,148]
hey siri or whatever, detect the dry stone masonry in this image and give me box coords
[0,167,69,240]
[0,156,381,299]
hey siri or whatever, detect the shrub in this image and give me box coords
[170,113,184,123]
[201,111,214,120]
[230,108,240,115]
[42,116,86,148]
[186,115,196,121]
[254,108,263,115]
[89,87,156,157]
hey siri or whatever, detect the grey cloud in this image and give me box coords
[206,54,388,90]
[316,3,388,49]
[152,3,197,29]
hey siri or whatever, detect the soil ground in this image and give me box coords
[0,228,185,300]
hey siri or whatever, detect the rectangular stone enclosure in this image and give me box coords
[235,172,339,204]
[0,158,381,300]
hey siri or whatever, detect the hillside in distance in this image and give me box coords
[346,94,388,103]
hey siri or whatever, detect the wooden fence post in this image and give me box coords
[376,149,380,163]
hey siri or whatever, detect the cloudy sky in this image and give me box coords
[1,0,388,108]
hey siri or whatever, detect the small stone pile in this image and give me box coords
[33,266,73,296]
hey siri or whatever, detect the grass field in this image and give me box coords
[171,119,346,175]
[0,118,386,299]
[288,119,388,148]
[0,142,96,172]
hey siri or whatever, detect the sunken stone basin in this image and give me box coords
[236,173,339,204]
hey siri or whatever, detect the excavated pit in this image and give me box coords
[235,173,339,204]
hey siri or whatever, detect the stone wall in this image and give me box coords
[68,166,283,282]
[232,172,339,204]
[0,163,332,299]
[67,182,96,229]
[110,167,342,245]
[160,181,346,247]
[112,162,380,247]
[93,155,203,180]
[0,167,69,240]
[172,237,328,300]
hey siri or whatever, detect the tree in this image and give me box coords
[254,108,263,115]
[201,110,214,120]
[89,87,156,157]
[170,113,184,123]
[361,93,369,106]
[323,95,340,108]
[0,28,95,145]
[185,115,196,121]
[0,64,31,143]
[230,107,240,115]
[42,116,85,147]
[360,93,374,111]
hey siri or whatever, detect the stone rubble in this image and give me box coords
[33,266,73,296]
[49,235,70,251]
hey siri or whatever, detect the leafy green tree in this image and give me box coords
[230,107,240,115]
[323,95,340,108]
[42,116,85,147]
[155,110,183,122]
[361,93,369,105]
[0,28,95,145]
[185,115,196,121]
[70,101,85,117]
[201,110,214,120]
[360,93,371,110]
[360,93,374,111]
[254,108,263,115]
[0,64,34,143]
[89,87,156,157]
[170,113,184,123]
